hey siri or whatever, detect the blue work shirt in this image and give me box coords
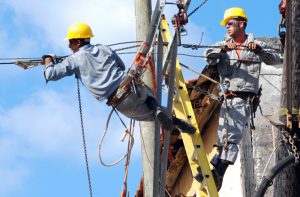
[44,44,126,101]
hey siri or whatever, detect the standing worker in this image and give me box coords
[204,8,281,190]
[43,23,196,134]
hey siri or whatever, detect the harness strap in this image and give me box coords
[223,91,258,150]
[225,91,256,100]
[106,70,143,107]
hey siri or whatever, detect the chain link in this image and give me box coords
[282,130,300,161]
[76,78,93,197]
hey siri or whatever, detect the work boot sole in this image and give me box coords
[173,117,196,134]
[212,169,223,191]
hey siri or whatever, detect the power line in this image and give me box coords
[181,43,282,53]
[188,0,209,17]
[0,41,142,64]
[106,40,142,47]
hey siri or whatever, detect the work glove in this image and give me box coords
[42,54,64,65]
[42,54,57,65]
[221,43,237,53]
[247,42,262,54]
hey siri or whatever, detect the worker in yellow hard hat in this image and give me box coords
[64,23,94,53]
[220,7,248,26]
[42,22,196,134]
[201,8,281,190]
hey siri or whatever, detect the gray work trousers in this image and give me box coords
[115,84,156,121]
[217,97,251,163]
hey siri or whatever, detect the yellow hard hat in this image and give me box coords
[220,7,248,26]
[65,23,94,40]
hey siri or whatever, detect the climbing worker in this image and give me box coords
[43,22,196,134]
[203,8,281,190]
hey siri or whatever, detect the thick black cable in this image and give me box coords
[255,155,295,197]
[188,0,209,17]
[0,62,16,65]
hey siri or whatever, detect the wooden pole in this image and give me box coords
[135,1,160,197]
[275,0,300,196]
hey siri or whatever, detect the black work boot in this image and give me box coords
[145,96,196,133]
[211,159,229,191]
[193,166,204,183]
[172,117,196,134]
[156,108,174,131]
[145,97,174,131]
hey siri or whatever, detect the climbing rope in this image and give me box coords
[98,108,135,167]
[76,77,93,197]
[120,119,135,197]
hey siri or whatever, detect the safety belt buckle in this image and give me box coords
[115,88,126,99]
[225,91,234,98]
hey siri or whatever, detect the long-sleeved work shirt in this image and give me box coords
[204,33,281,93]
[44,44,126,101]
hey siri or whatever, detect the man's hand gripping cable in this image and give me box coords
[15,54,66,69]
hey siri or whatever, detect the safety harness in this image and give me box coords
[106,70,144,107]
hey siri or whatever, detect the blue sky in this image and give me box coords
[0,0,281,197]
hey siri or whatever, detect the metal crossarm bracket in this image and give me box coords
[160,17,219,197]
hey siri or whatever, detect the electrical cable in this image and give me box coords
[106,40,143,47]
[188,0,209,17]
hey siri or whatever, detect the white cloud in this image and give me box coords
[0,88,141,160]
[0,138,30,196]
[3,0,136,53]
[0,87,143,195]
[0,163,29,197]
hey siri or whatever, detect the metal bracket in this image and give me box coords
[15,60,43,69]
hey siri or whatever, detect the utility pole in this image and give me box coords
[135,1,160,197]
[275,0,300,196]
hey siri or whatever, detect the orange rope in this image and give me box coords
[147,56,157,95]
[120,120,135,197]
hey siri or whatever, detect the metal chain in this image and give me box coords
[76,77,93,197]
[282,130,300,161]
